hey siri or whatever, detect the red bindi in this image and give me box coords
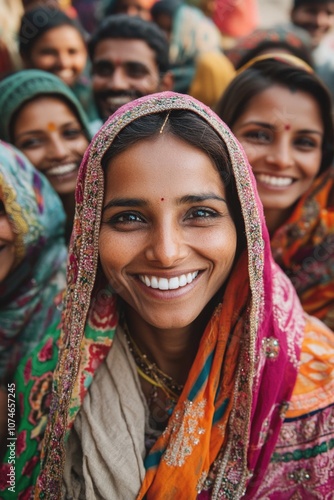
[160,198,164,201]
[284,124,291,131]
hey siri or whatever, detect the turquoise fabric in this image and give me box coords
[0,142,67,383]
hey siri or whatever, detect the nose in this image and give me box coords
[266,138,294,170]
[55,52,71,69]
[145,220,188,266]
[48,135,70,162]
[315,11,330,28]
[108,66,130,90]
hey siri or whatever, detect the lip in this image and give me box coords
[133,270,203,300]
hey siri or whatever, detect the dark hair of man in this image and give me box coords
[293,0,334,8]
[102,109,246,252]
[88,14,170,75]
[216,59,334,174]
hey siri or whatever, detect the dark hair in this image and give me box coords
[19,6,87,59]
[102,109,246,251]
[234,40,314,70]
[293,0,334,7]
[88,14,170,75]
[216,59,334,173]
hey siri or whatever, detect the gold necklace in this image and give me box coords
[122,320,184,408]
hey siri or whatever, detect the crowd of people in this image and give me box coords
[0,0,334,498]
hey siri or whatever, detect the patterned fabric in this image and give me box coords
[0,142,67,383]
[226,25,313,70]
[36,92,303,498]
[152,2,223,92]
[271,167,334,330]
[1,93,334,499]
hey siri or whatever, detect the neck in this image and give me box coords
[123,304,211,385]
[264,206,293,237]
[60,192,76,242]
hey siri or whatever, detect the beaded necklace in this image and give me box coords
[122,320,184,414]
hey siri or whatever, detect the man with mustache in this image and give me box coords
[88,14,173,124]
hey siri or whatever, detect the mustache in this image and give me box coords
[94,90,144,100]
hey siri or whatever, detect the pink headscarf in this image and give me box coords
[37,92,304,498]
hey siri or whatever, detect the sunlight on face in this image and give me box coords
[99,134,237,330]
[232,85,323,233]
[13,97,89,196]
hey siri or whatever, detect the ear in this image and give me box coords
[159,71,174,92]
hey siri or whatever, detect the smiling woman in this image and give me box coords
[2,92,334,498]
[0,69,91,242]
[216,55,334,330]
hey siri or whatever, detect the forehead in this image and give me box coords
[93,38,158,68]
[34,25,85,47]
[15,97,79,128]
[240,85,323,126]
[104,134,224,196]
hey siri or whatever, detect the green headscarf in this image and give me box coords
[0,69,91,143]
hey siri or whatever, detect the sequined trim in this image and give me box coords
[163,400,206,467]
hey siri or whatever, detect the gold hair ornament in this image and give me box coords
[236,53,314,76]
[160,110,171,134]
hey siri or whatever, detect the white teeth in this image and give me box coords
[57,70,74,78]
[46,163,77,176]
[257,174,293,187]
[139,271,199,290]
[106,96,132,106]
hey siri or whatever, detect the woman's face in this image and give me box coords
[232,85,324,232]
[99,133,237,330]
[13,97,89,196]
[25,26,87,87]
[0,200,15,282]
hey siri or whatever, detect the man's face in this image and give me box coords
[291,2,334,47]
[92,38,162,121]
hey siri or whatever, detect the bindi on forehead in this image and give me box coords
[47,122,57,132]
[160,197,165,201]
[284,124,291,131]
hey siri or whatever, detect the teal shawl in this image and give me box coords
[0,142,67,383]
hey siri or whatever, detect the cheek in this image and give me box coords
[72,137,89,155]
[204,226,237,269]
[238,141,262,166]
[21,149,44,169]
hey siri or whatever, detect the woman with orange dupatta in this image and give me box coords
[1,92,334,499]
[216,54,334,331]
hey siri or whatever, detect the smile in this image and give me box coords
[256,174,294,187]
[56,69,75,79]
[105,96,132,106]
[139,271,199,290]
[45,163,78,177]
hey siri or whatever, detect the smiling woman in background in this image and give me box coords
[18,6,98,122]
[0,141,67,384]
[216,54,334,329]
[0,70,91,242]
[1,92,334,498]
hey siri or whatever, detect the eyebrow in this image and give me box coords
[15,121,80,140]
[103,193,227,212]
[239,120,323,135]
